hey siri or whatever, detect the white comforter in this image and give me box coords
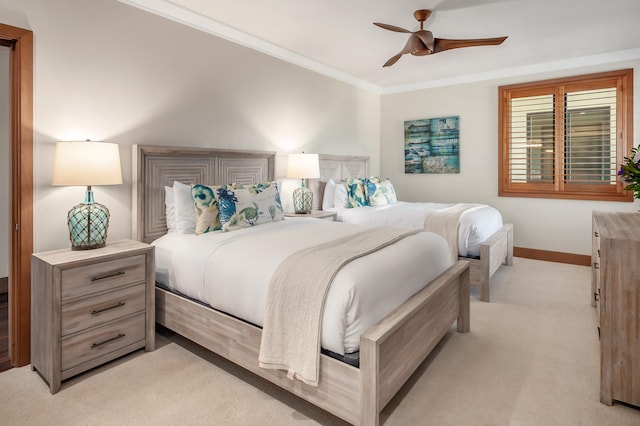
[152,218,452,355]
[329,201,504,257]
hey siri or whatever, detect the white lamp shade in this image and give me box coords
[52,141,123,186]
[287,153,320,179]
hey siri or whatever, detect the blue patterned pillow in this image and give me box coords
[364,178,397,206]
[346,178,368,208]
[215,182,284,232]
[191,184,221,234]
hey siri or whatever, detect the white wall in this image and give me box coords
[0,46,9,277]
[0,0,380,252]
[381,62,640,256]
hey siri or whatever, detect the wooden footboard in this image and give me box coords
[156,260,470,426]
[465,223,513,302]
[360,260,469,425]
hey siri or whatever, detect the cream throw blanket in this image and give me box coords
[424,203,484,263]
[258,226,423,387]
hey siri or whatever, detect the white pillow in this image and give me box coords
[164,186,176,232]
[322,178,336,210]
[172,181,196,234]
[333,182,349,209]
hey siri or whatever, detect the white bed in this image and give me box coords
[132,145,470,425]
[329,201,503,258]
[153,218,452,357]
[313,154,514,302]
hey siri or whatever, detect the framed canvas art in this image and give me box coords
[404,116,460,174]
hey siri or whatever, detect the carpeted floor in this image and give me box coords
[1,258,639,425]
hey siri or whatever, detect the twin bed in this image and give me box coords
[313,154,514,302]
[132,145,470,425]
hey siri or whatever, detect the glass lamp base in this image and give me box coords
[67,194,110,250]
[293,187,313,214]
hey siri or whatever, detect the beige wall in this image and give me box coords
[381,62,640,256]
[0,0,380,252]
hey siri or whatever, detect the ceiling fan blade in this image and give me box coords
[383,34,427,67]
[433,36,507,53]
[383,53,404,67]
[373,22,412,33]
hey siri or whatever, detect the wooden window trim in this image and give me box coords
[498,69,634,202]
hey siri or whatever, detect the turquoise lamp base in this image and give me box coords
[67,188,110,250]
[293,186,313,214]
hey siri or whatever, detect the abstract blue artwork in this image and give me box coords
[404,116,460,174]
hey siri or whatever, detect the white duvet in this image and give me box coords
[152,218,452,355]
[328,201,504,257]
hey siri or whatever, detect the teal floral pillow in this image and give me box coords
[347,178,368,208]
[191,184,222,234]
[215,182,284,232]
[364,178,397,206]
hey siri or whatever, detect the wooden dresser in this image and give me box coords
[31,239,155,393]
[592,211,640,407]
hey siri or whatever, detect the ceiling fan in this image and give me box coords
[374,9,507,67]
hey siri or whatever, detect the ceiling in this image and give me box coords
[122,0,640,93]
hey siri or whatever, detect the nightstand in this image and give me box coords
[285,210,337,221]
[31,239,155,393]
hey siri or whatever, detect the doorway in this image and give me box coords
[0,23,33,369]
[0,44,10,372]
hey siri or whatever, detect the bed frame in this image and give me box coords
[132,145,470,425]
[314,154,513,303]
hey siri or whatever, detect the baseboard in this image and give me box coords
[0,277,7,294]
[514,247,591,267]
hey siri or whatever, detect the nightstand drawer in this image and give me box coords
[61,255,146,300]
[61,312,145,372]
[61,284,146,336]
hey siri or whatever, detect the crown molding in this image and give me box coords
[120,1,640,95]
[119,0,383,94]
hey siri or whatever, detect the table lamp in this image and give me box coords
[52,140,123,250]
[287,153,320,214]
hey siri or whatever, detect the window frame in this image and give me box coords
[498,69,634,202]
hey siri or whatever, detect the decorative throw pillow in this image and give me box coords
[346,178,368,208]
[365,178,398,206]
[191,184,221,234]
[215,181,284,232]
[322,178,336,210]
[172,181,196,234]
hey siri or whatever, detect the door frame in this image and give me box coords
[0,23,33,367]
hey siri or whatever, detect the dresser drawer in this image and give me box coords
[61,312,145,372]
[61,284,146,336]
[61,255,146,301]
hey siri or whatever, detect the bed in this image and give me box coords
[132,145,470,425]
[312,154,513,302]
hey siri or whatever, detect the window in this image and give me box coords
[498,69,634,201]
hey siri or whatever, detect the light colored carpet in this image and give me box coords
[1,258,639,425]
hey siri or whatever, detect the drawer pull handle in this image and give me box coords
[91,302,126,315]
[91,333,126,349]
[594,262,599,269]
[594,231,599,237]
[91,271,125,282]
[594,291,600,302]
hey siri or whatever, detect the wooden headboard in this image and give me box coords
[318,154,369,182]
[132,145,276,243]
[313,154,370,209]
